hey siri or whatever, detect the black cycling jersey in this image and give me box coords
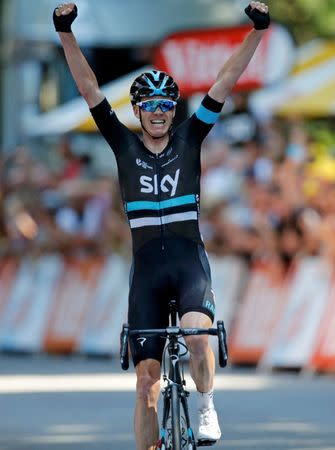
[90,94,224,254]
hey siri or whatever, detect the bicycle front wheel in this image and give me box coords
[171,384,182,450]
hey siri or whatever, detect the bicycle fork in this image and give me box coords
[157,385,196,450]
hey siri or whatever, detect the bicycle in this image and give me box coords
[120,300,228,449]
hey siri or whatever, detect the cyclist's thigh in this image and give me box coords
[128,250,170,367]
[173,242,215,323]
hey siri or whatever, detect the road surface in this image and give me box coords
[0,355,334,450]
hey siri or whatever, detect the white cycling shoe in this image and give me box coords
[197,407,222,445]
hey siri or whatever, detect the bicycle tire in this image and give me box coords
[171,384,182,449]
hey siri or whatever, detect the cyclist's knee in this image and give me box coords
[135,359,161,404]
[185,335,209,359]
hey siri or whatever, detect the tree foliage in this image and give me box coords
[267,0,335,44]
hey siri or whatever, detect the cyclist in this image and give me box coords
[53,3,270,449]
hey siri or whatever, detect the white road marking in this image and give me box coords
[0,373,273,394]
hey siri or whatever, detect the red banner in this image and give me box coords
[154,25,269,96]
[43,258,104,354]
[154,24,294,97]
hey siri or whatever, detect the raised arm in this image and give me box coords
[208,1,270,103]
[53,3,104,108]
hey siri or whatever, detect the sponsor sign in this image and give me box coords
[208,255,247,359]
[310,278,335,373]
[209,255,247,333]
[0,256,63,352]
[154,24,295,96]
[43,258,103,354]
[229,260,286,365]
[78,255,129,355]
[261,258,333,369]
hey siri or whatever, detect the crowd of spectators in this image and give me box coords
[1,101,335,271]
[201,111,335,270]
[0,138,129,258]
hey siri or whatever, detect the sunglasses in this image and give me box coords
[136,99,177,113]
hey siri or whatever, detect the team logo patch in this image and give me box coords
[136,158,153,170]
[137,337,147,347]
[203,299,215,315]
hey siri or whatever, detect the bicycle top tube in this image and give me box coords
[129,326,218,338]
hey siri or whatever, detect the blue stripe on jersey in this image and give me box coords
[126,194,196,212]
[195,104,221,124]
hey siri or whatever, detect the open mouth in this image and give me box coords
[150,120,166,126]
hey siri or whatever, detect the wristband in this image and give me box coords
[244,4,270,30]
[53,4,78,32]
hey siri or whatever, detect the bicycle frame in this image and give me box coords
[164,299,185,386]
[159,301,195,449]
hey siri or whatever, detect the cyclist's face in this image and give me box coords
[133,96,176,138]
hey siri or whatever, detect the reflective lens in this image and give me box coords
[136,99,177,112]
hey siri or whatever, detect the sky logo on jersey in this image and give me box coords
[140,169,180,197]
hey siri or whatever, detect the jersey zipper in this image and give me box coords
[155,153,165,250]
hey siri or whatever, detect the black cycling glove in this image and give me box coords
[244,4,270,30]
[53,4,78,32]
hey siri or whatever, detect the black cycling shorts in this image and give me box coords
[128,236,216,367]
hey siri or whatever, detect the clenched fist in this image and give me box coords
[53,3,78,32]
[245,2,270,30]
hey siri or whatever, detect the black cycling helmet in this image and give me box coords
[130,70,180,105]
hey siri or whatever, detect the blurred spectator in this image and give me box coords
[58,137,83,181]
[54,177,112,251]
[215,92,260,147]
